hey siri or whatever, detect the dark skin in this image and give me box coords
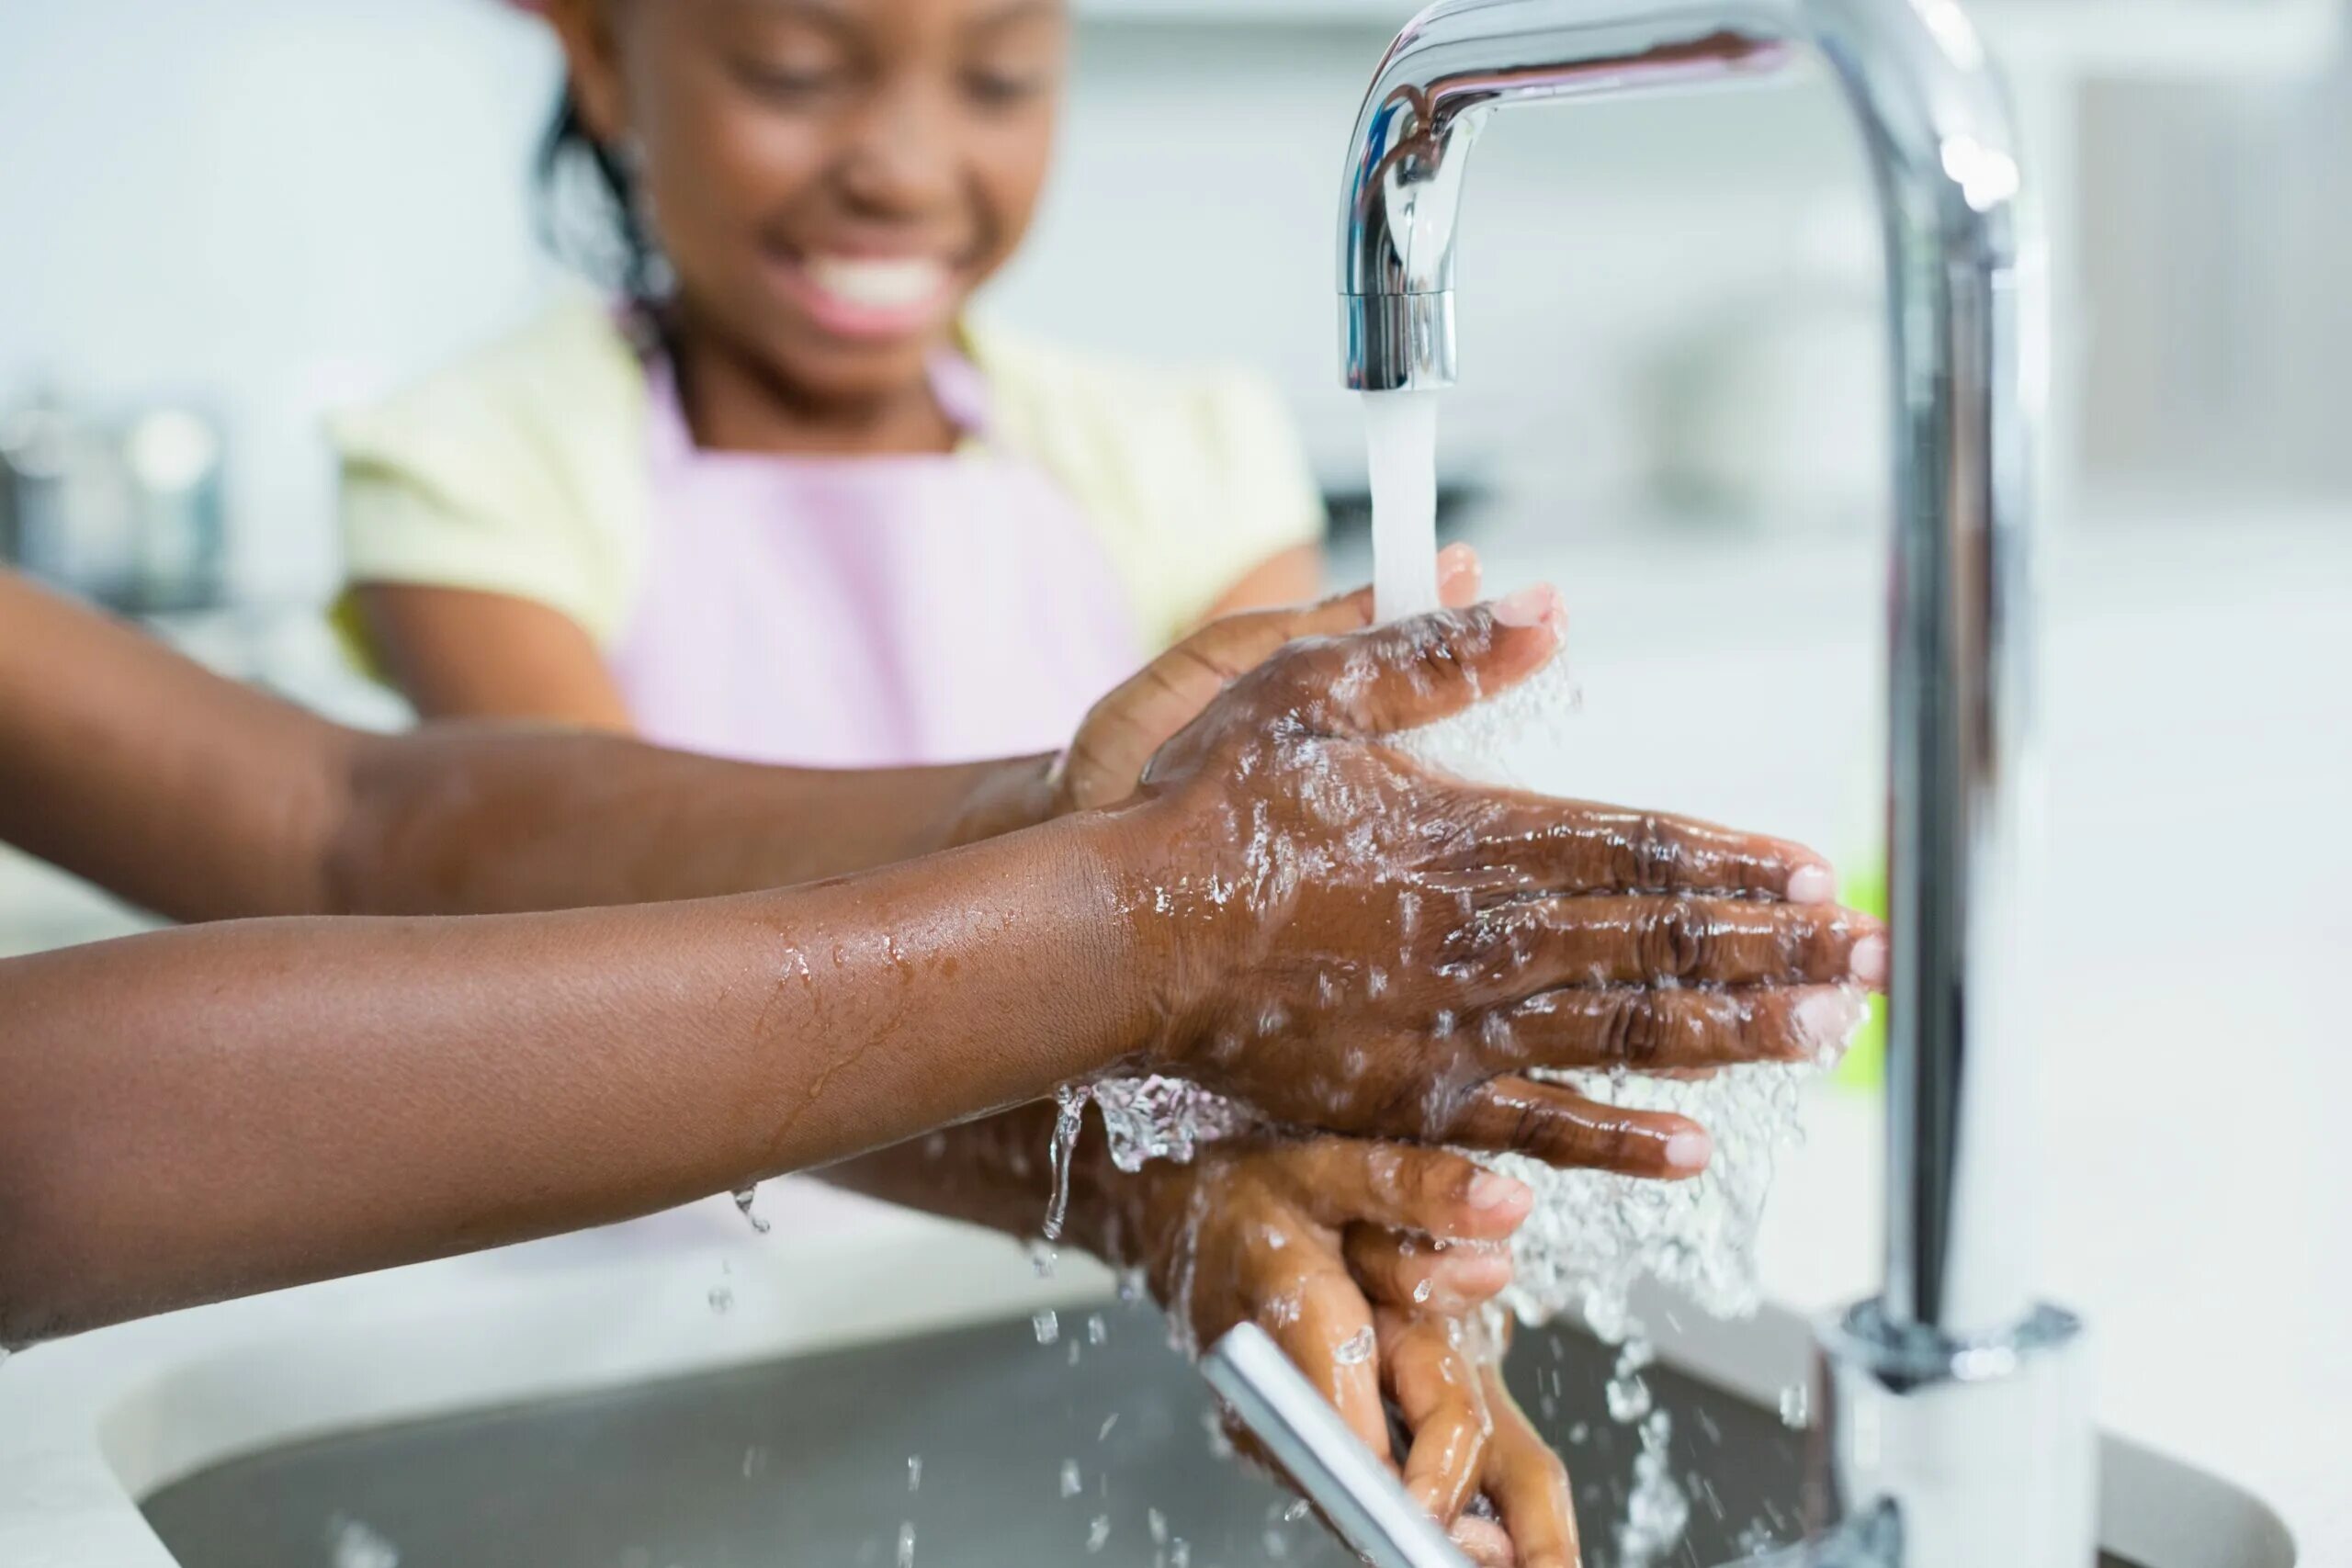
[0,570,1876,1564]
[365,0,1318,725]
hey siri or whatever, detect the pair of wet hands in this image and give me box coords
[1038,547,1883,1566]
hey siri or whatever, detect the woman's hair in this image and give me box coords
[534,87,665,300]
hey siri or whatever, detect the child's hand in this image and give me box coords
[1108,595,1883,1170]
[1133,1136,1561,1560]
[1052,546,1483,814]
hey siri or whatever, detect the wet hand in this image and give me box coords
[1053,545,1483,815]
[1135,1138,1531,1547]
[1111,592,1884,1174]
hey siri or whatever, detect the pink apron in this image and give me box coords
[610,353,1144,769]
[571,349,1146,1257]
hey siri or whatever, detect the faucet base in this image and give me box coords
[1810,1300,2096,1568]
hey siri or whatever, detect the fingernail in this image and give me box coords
[1438,541,1477,578]
[1490,583,1561,630]
[1787,863,1837,904]
[1795,988,1867,1057]
[1850,934,1889,986]
[1665,1129,1713,1172]
[1467,1171,1531,1210]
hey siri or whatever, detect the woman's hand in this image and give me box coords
[1103,592,1883,1171]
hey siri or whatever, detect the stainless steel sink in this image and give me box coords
[139,1303,2145,1568]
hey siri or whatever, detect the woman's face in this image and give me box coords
[560,0,1068,407]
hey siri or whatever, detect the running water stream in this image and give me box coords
[1030,387,1848,1566]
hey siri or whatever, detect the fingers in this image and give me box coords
[1269,1139,1532,1242]
[1380,1309,1493,1524]
[1464,802,1838,903]
[1345,1226,1515,1315]
[1453,897,1885,998]
[1259,1259,1394,1461]
[1479,1367,1582,1568]
[1059,547,1483,809]
[1442,1075,1713,1179]
[1437,541,1482,606]
[1494,982,1872,1072]
[1453,1515,1519,1567]
[1059,590,1376,810]
[1283,591,1566,739]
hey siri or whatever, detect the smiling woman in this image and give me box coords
[332,0,1327,773]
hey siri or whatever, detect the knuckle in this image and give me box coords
[1601,990,1667,1067]
[1641,898,1710,980]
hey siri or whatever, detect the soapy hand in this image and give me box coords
[1132,1136,1580,1562]
[1107,588,1883,1174]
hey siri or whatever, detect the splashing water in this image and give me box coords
[1043,1082,1091,1243]
[1360,386,1831,1338]
[327,1517,401,1568]
[1033,1310,1061,1346]
[1618,1409,1690,1568]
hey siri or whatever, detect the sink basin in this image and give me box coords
[132,1297,2261,1568]
[0,1214,2295,1568]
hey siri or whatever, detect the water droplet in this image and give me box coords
[327,1517,401,1568]
[1778,1383,1810,1428]
[1086,1313,1108,1346]
[1033,1310,1060,1346]
[1605,1370,1653,1424]
[1060,1460,1083,1498]
[1086,1516,1112,1553]
[1043,1083,1091,1243]
[1411,1278,1434,1303]
[741,1447,766,1480]
[731,1187,770,1235]
[707,1285,734,1315]
[1283,1500,1310,1524]
[1333,1325,1375,1366]
[1148,1508,1169,1545]
[896,1522,916,1568]
[1028,1238,1059,1279]
[906,1455,922,1492]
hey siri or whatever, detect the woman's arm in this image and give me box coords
[0,812,1145,1346]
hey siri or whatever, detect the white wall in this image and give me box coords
[0,0,560,600]
[0,2,1938,603]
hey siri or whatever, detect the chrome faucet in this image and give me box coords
[1327,0,2095,1563]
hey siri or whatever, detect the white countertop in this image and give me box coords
[5,505,2348,1561]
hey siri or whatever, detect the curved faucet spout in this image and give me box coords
[1337,4,2084,1562]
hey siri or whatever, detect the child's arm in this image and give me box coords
[0,572,1373,921]
[351,581,636,727]
[0,572,1046,921]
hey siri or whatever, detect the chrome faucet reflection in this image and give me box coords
[1331,2,2090,1564]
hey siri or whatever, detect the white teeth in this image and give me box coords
[803,255,948,310]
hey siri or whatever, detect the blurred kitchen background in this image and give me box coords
[6,0,2350,954]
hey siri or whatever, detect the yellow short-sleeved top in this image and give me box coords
[332,297,1326,672]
